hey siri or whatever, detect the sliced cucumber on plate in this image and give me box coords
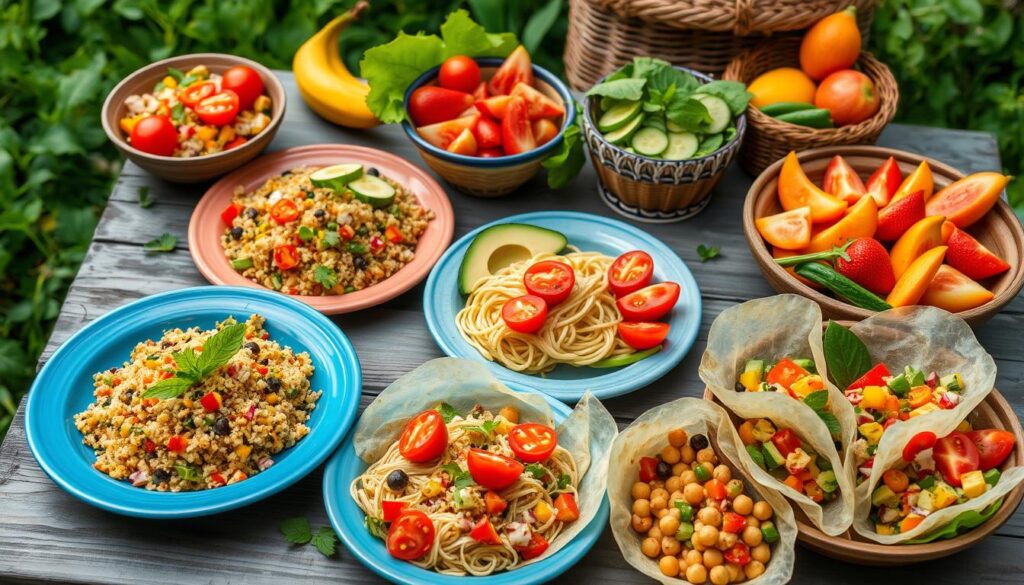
[348,175,396,208]
[310,163,364,191]
[598,101,642,133]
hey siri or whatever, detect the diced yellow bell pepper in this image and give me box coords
[859,422,885,445]
[235,444,252,460]
[534,501,553,523]
[197,126,218,141]
[956,419,973,433]
[421,480,443,497]
[162,75,177,89]
[266,393,280,405]
[931,483,958,509]
[120,115,143,134]
[791,374,825,399]
[961,470,988,499]
[739,370,762,392]
[219,126,236,142]
[909,402,940,419]
[751,418,776,442]
[861,386,890,410]
[876,523,895,535]
[900,513,925,533]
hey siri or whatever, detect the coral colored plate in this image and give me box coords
[189,144,455,314]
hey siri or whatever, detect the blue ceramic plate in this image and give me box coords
[25,286,361,518]
[323,385,609,585]
[423,211,702,402]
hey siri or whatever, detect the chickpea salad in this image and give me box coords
[220,163,433,296]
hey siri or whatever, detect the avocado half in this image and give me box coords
[458,224,568,294]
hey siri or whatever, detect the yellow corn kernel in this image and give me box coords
[956,419,973,433]
[235,444,252,460]
[162,75,177,89]
[739,370,761,392]
[186,64,208,78]
[254,95,271,113]
[219,126,236,142]
[119,421,133,438]
[421,480,443,498]
[790,374,825,399]
[182,398,194,408]
[859,422,884,445]
[302,198,314,208]
[196,126,217,141]
[144,359,160,369]
[534,501,553,523]
[493,419,514,435]
[266,393,280,405]
[909,402,940,419]
[860,386,890,411]
[120,115,143,134]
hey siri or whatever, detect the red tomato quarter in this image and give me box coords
[381,500,408,523]
[221,65,264,111]
[272,244,300,271]
[179,80,217,108]
[515,532,549,560]
[553,493,580,522]
[467,448,525,491]
[398,410,448,463]
[933,431,980,486]
[771,428,801,457]
[487,45,533,96]
[439,55,481,93]
[617,322,669,350]
[501,96,536,155]
[195,90,240,126]
[608,251,654,297]
[408,86,474,127]
[270,199,300,224]
[469,517,501,544]
[386,509,435,561]
[501,294,548,334]
[766,358,810,391]
[616,282,680,322]
[902,431,937,462]
[220,203,241,226]
[967,429,1015,471]
[129,116,178,156]
[472,116,503,149]
[523,260,575,306]
[508,423,558,463]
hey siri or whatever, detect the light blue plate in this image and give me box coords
[423,211,702,402]
[25,286,361,519]
[323,385,609,585]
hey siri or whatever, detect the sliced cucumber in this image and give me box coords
[694,94,731,134]
[694,133,724,157]
[631,127,669,157]
[597,100,642,133]
[666,119,686,133]
[599,96,619,113]
[310,163,364,191]
[348,175,396,208]
[662,132,699,160]
[642,115,667,131]
[624,146,636,154]
[231,257,253,270]
[604,113,644,145]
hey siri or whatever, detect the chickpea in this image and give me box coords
[726,479,745,498]
[666,476,682,493]
[686,563,708,584]
[744,560,766,579]
[699,461,715,478]
[703,548,724,568]
[632,482,652,500]
[671,490,687,503]
[652,487,669,502]
[746,516,760,529]
[648,526,664,540]
[662,445,682,464]
[712,464,732,483]
[633,499,652,517]
[632,514,653,533]
[751,543,771,564]
[651,479,665,489]
[726,563,743,582]
[696,447,718,464]
[684,482,705,504]
[681,470,698,485]
[656,508,669,519]
[669,428,688,447]
[641,537,660,558]
[659,555,680,577]
[698,524,719,547]
[742,525,763,547]
[691,535,706,552]
[667,506,682,520]
[717,530,738,550]
[752,501,773,521]
[651,496,668,512]
[685,549,703,566]
[662,535,682,556]
[732,494,754,516]
[709,565,731,585]
[673,462,689,476]
[681,444,696,464]
[697,506,722,527]
[660,514,681,536]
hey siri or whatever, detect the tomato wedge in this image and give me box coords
[270,199,300,224]
[467,448,524,491]
[933,431,980,486]
[509,82,565,120]
[523,260,575,306]
[487,45,533,96]
[381,500,408,522]
[508,423,558,463]
[469,516,501,545]
[616,282,680,322]
[484,490,507,515]
[822,155,867,204]
[864,155,902,208]
[195,90,240,126]
[273,244,300,271]
[386,509,435,561]
[771,428,801,457]
[755,207,812,250]
[501,96,536,155]
[724,542,751,566]
[179,80,217,108]
[902,431,937,462]
[501,294,548,334]
[553,493,580,522]
[515,531,549,560]
[966,429,1015,471]
[608,251,654,297]
[398,410,448,463]
[848,363,891,390]
[766,358,810,391]
[617,322,669,350]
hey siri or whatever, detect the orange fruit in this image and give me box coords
[800,7,862,81]
[749,68,817,109]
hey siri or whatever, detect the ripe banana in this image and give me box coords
[293,1,380,128]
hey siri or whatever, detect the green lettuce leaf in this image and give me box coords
[906,498,1004,543]
[585,78,646,100]
[695,80,754,116]
[665,96,711,133]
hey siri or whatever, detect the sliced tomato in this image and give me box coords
[532,118,558,146]
[179,80,217,108]
[515,531,549,560]
[479,147,504,158]
[616,282,680,322]
[823,155,867,204]
[473,116,502,149]
[472,81,488,100]
[501,96,536,155]
[722,512,747,534]
[510,82,565,120]
[755,207,812,250]
[484,490,507,515]
[446,128,478,156]
[553,493,580,522]
[221,66,264,111]
[408,85,474,126]
[766,358,810,391]
[273,244,300,270]
[487,45,533,96]
[509,423,558,463]
[398,410,448,463]
[966,429,1015,471]
[865,155,902,207]
[933,431,980,486]
[195,90,240,126]
[439,55,481,93]
[475,95,511,118]
[523,260,575,306]
[608,251,654,297]
[467,448,524,491]
[638,456,658,482]
[617,322,669,350]
[848,363,891,390]
[416,114,479,150]
[725,542,751,566]
[501,294,548,334]
[771,428,801,456]
[386,509,435,561]
[469,516,501,544]
[904,432,937,463]
[270,198,299,224]
[220,202,241,226]
[381,500,408,523]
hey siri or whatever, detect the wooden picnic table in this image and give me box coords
[1,71,1022,585]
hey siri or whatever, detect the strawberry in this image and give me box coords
[945,226,1010,280]
[876,190,925,241]
[835,237,896,295]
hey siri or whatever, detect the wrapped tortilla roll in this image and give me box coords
[352,357,618,565]
[699,294,857,535]
[609,398,796,585]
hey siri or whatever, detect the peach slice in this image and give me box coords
[889,215,945,279]
[926,172,1009,228]
[920,264,994,312]
[890,161,934,203]
[778,152,848,224]
[803,195,878,253]
[887,246,947,307]
[756,207,812,250]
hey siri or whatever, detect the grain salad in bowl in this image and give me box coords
[220,163,433,296]
[73,314,321,492]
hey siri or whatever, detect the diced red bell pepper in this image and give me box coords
[485,491,507,515]
[339,225,355,240]
[381,500,408,523]
[166,435,187,453]
[515,532,549,560]
[210,472,227,486]
[724,542,751,566]
[847,363,891,390]
[705,479,727,500]
[257,365,269,376]
[638,457,658,482]
[553,493,580,522]
[369,235,386,254]
[722,512,747,534]
[385,225,403,244]
[199,391,222,413]
[771,428,801,456]
[469,517,501,545]
[795,469,813,482]
[144,439,156,453]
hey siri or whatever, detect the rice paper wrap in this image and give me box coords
[352,357,618,564]
[698,295,858,535]
[608,398,796,585]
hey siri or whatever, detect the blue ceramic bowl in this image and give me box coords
[423,211,702,402]
[25,286,361,518]
[323,384,609,584]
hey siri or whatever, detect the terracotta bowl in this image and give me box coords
[743,145,1024,326]
[401,59,574,198]
[703,385,1024,565]
[102,53,286,183]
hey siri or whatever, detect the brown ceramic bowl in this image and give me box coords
[743,145,1024,326]
[101,53,286,183]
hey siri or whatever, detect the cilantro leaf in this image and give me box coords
[466,419,499,439]
[194,322,246,378]
[138,186,153,208]
[557,473,572,490]
[697,244,720,262]
[313,265,338,290]
[442,463,475,489]
[585,78,646,100]
[174,463,200,482]
[366,516,387,540]
[320,230,340,249]
[311,526,338,557]
[279,516,312,545]
[436,402,460,423]
[524,463,548,480]
[803,390,830,412]
[141,376,194,399]
[144,233,176,252]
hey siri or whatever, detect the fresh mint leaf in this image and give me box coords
[542,106,584,189]
[586,78,646,101]
[695,81,753,116]
[817,411,842,437]
[436,402,460,423]
[666,96,712,133]
[138,186,153,208]
[366,516,387,540]
[174,463,200,482]
[803,390,830,412]
[141,376,194,399]
[311,526,338,557]
[823,321,872,390]
[466,419,499,439]
[195,322,246,378]
[144,233,176,252]
[697,244,720,262]
[172,348,202,377]
[280,516,313,545]
[313,265,338,290]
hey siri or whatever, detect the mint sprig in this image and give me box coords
[803,389,842,437]
[142,322,247,399]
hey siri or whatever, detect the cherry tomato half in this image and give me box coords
[523,260,575,306]
[195,90,240,126]
[220,65,264,111]
[469,517,501,545]
[616,282,680,322]
[724,542,751,566]
[766,358,810,391]
[273,244,300,271]
[398,410,448,463]
[129,115,178,156]
[508,423,558,463]
[617,322,669,350]
[386,509,435,561]
[501,294,548,334]
[270,199,300,224]
[179,80,216,108]
[933,431,980,486]
[439,55,482,94]
[966,429,1015,471]
[608,251,654,297]
[467,448,524,491]
[515,531,549,560]
[902,431,937,462]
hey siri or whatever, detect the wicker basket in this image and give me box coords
[564,0,877,90]
[723,37,899,175]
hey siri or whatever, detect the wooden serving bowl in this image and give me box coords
[101,53,286,183]
[743,145,1024,326]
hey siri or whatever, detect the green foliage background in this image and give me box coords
[0,0,1020,439]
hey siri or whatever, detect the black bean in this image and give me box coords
[366,167,379,177]
[735,382,746,392]
[244,207,258,219]
[314,209,325,218]
[353,256,367,270]
[690,434,709,451]
[386,469,409,491]
[259,358,269,365]
[231,227,244,240]
[152,469,171,484]
[213,416,230,436]
[245,341,260,355]
[161,341,172,348]
[122,390,134,403]
[656,461,672,479]
[265,376,282,391]
[108,367,118,374]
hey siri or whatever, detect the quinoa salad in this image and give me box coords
[219,164,433,296]
[73,315,320,492]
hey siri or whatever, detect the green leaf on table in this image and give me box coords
[141,376,194,399]
[194,322,246,378]
[311,526,338,557]
[138,186,154,208]
[280,516,313,545]
[823,321,872,390]
[313,265,338,290]
[586,78,646,101]
[144,233,176,252]
[695,80,754,116]
[697,244,719,262]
